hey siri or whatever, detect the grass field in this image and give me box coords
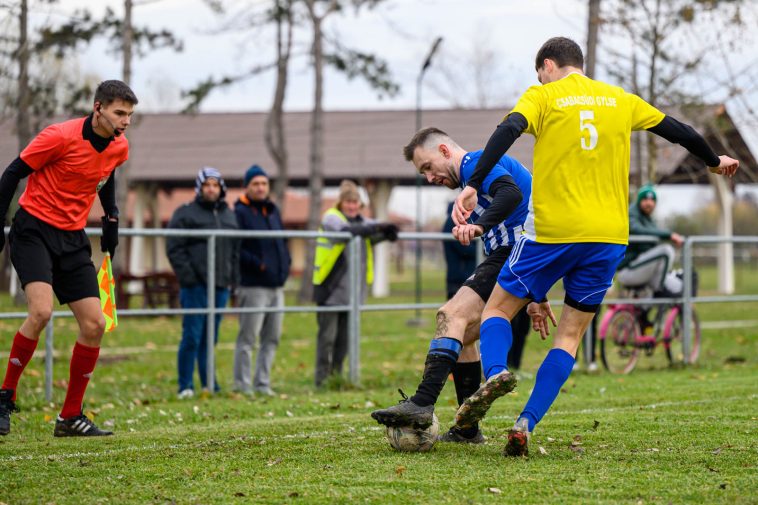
[0,267,756,504]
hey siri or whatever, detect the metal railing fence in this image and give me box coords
[1,227,755,400]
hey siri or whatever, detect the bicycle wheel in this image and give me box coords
[600,308,641,374]
[664,307,701,365]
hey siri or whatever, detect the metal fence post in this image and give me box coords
[682,237,693,364]
[583,321,593,367]
[348,235,361,385]
[206,234,216,393]
[45,315,54,402]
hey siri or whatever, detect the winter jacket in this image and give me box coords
[166,196,240,288]
[618,203,674,269]
[234,195,291,288]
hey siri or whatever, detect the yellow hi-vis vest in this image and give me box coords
[313,208,374,285]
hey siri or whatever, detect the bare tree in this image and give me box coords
[426,26,514,109]
[265,0,295,209]
[600,0,754,182]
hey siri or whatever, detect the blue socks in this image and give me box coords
[480,317,513,379]
[520,348,575,431]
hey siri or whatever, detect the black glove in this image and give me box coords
[379,222,399,242]
[101,216,119,259]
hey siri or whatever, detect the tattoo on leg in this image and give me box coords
[435,311,449,338]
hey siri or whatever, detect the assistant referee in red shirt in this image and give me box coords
[0,80,137,437]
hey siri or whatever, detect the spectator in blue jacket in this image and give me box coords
[233,165,291,396]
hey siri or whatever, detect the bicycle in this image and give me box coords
[599,286,701,374]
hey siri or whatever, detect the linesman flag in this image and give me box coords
[97,253,118,332]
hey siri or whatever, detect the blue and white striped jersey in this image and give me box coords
[459,150,532,255]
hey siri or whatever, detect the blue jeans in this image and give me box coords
[177,285,230,392]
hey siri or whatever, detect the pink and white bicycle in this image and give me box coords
[598,288,701,374]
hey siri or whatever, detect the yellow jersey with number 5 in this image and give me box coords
[510,72,664,244]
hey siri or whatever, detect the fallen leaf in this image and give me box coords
[712,448,722,455]
[43,414,53,423]
[288,492,299,498]
[267,458,282,467]
[233,492,245,497]
[708,467,719,473]
[488,488,502,494]
[286,411,294,417]
[539,446,548,455]
[592,420,600,430]
[395,465,406,477]
[365,401,375,408]
[573,435,583,443]
[26,369,41,378]
[547,437,556,442]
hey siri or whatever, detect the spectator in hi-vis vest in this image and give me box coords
[312,180,398,387]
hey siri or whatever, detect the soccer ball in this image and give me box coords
[385,414,439,452]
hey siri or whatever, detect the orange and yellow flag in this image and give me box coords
[97,253,118,332]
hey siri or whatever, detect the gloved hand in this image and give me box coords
[101,216,119,259]
[378,222,399,242]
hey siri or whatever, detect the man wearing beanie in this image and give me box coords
[312,180,398,387]
[617,184,685,309]
[167,167,239,398]
[233,165,291,396]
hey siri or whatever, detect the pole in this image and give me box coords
[348,235,361,384]
[408,36,443,327]
[682,236,693,364]
[206,235,216,393]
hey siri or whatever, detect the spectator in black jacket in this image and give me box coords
[166,167,239,399]
[233,165,291,396]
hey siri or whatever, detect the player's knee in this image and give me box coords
[438,301,472,326]
[81,315,107,339]
[28,306,53,327]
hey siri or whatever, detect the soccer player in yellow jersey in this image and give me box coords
[452,37,739,457]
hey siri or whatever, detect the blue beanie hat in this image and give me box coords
[196,166,227,198]
[244,164,268,186]
[636,184,656,205]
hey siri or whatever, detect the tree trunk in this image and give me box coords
[585,0,600,79]
[10,0,31,303]
[116,0,134,277]
[264,0,293,211]
[299,1,330,303]
[644,0,662,184]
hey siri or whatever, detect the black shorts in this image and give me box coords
[9,207,99,304]
[461,245,512,302]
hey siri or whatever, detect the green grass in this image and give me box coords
[0,267,756,504]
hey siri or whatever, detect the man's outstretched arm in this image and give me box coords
[647,116,738,176]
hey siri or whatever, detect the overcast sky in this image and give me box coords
[39,0,758,222]
[57,0,590,112]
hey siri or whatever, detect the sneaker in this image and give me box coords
[438,426,486,444]
[177,389,195,400]
[0,389,18,436]
[587,362,599,373]
[454,371,517,429]
[254,387,276,397]
[503,417,530,457]
[54,413,113,437]
[370,389,434,429]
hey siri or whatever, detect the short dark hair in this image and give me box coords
[535,37,584,71]
[403,127,450,161]
[94,80,138,107]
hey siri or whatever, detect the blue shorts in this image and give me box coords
[497,237,626,312]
